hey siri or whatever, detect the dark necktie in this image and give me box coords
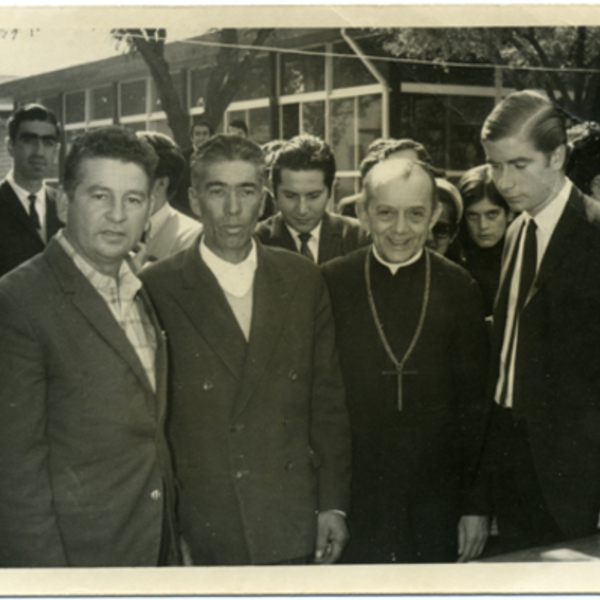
[498,218,538,407]
[28,193,41,230]
[298,232,315,262]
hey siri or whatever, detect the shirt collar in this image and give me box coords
[200,235,257,298]
[7,170,46,201]
[372,245,424,275]
[285,220,323,246]
[526,177,571,235]
[57,229,141,299]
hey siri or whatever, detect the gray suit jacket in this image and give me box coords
[0,239,177,566]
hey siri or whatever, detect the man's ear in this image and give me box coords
[6,136,13,158]
[56,186,69,224]
[550,144,567,172]
[189,187,202,219]
[590,175,600,201]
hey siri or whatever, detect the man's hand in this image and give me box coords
[314,510,349,564]
[457,515,489,563]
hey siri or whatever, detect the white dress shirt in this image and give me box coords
[286,221,322,263]
[495,178,571,408]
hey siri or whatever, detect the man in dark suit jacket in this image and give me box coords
[0,103,64,277]
[256,134,369,264]
[0,127,178,567]
[481,90,600,553]
[141,134,351,565]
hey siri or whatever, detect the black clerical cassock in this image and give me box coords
[322,246,490,563]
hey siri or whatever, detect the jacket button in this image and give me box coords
[150,489,162,501]
[203,380,214,391]
[234,470,249,479]
[288,370,298,380]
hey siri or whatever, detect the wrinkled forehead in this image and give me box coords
[195,158,265,186]
[366,159,434,203]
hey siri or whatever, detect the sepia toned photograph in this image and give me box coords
[1,3,600,596]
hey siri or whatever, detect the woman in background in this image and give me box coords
[458,164,512,316]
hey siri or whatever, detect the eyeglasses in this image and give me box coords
[432,222,456,239]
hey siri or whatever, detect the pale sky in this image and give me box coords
[0,26,207,79]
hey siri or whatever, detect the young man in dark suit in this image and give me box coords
[256,134,369,264]
[0,103,64,277]
[0,127,178,566]
[481,90,600,553]
[141,134,351,565]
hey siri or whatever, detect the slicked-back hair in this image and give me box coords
[190,120,213,139]
[361,158,438,212]
[458,164,509,213]
[63,126,158,197]
[137,131,186,199]
[190,133,265,190]
[271,134,336,195]
[360,138,433,179]
[481,90,567,158]
[8,103,61,142]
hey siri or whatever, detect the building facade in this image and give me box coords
[0,28,513,200]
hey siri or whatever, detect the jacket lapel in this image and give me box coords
[174,244,248,378]
[232,244,296,420]
[318,212,338,264]
[0,180,44,243]
[525,187,584,308]
[271,214,298,253]
[45,239,158,397]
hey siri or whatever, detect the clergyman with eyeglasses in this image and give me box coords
[0,103,63,277]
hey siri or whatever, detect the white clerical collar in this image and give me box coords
[200,236,258,298]
[372,245,424,275]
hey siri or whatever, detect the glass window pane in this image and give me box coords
[121,80,147,117]
[358,95,382,163]
[190,69,208,109]
[40,96,61,120]
[281,46,325,95]
[282,104,299,139]
[248,106,271,145]
[65,91,85,124]
[447,96,494,170]
[152,72,182,112]
[334,176,358,205]
[333,41,376,90]
[398,93,446,170]
[330,97,355,171]
[91,86,114,121]
[64,128,85,155]
[234,57,271,101]
[302,101,325,139]
[153,119,174,140]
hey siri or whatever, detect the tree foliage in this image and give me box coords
[379,27,600,121]
[111,28,273,148]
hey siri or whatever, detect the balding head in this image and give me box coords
[357,158,441,264]
[361,158,438,212]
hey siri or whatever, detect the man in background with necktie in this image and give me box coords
[482,90,600,553]
[256,134,369,264]
[0,103,63,277]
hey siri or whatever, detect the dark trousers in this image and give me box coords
[491,406,565,554]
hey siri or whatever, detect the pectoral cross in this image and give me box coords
[383,365,417,411]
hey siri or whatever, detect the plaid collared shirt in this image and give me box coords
[57,230,157,391]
